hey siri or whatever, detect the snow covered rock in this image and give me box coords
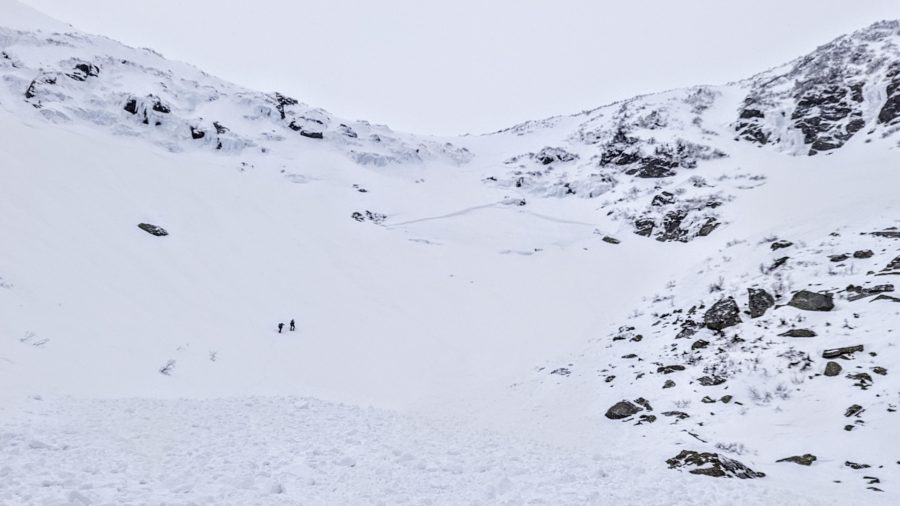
[604,400,642,420]
[787,290,835,311]
[666,450,765,479]
[137,223,168,237]
[703,296,742,331]
[747,288,775,318]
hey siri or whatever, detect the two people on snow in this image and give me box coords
[277,319,295,333]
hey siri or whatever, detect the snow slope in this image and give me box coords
[2,1,900,503]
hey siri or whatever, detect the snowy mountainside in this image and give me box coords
[0,19,471,166]
[2,1,900,504]
[473,21,900,244]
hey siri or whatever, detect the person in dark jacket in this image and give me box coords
[289,319,295,332]
[277,322,284,333]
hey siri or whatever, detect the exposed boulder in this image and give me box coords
[779,329,816,338]
[787,290,834,311]
[602,236,620,245]
[824,361,843,376]
[657,365,686,374]
[777,454,817,466]
[666,450,765,479]
[845,404,865,417]
[704,296,742,331]
[853,250,874,259]
[137,223,168,236]
[67,62,100,81]
[663,379,676,389]
[747,288,775,318]
[770,240,793,250]
[697,375,727,386]
[605,400,642,420]
[847,284,894,301]
[124,98,138,114]
[881,255,900,273]
[823,345,863,359]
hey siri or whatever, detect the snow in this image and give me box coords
[1,1,900,503]
[0,396,859,505]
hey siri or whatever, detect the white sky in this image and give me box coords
[20,0,900,135]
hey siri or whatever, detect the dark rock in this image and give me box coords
[701,396,716,404]
[662,411,690,420]
[769,256,789,271]
[771,240,793,250]
[845,404,864,417]
[720,395,733,404]
[777,454,817,466]
[152,100,170,113]
[636,414,657,425]
[880,255,900,272]
[871,229,900,239]
[878,63,900,125]
[299,130,324,139]
[666,450,765,479]
[791,82,866,155]
[124,98,138,115]
[68,62,100,81]
[691,339,710,350]
[779,329,817,338]
[213,121,229,134]
[871,294,900,303]
[634,219,655,237]
[550,367,571,376]
[823,345,864,359]
[847,284,894,301]
[704,297,742,331]
[829,254,850,262]
[351,211,387,224]
[190,126,205,140]
[651,192,676,207]
[824,361,842,377]
[872,366,887,376]
[787,290,834,311]
[848,372,873,389]
[657,365,686,374]
[853,250,874,259]
[747,288,775,318]
[602,236,620,245]
[663,379,676,389]
[697,375,726,386]
[697,218,720,237]
[137,223,168,237]
[845,461,871,470]
[633,397,653,411]
[605,400,642,420]
[274,92,298,120]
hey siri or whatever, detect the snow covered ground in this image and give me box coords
[0,396,867,506]
[2,1,900,503]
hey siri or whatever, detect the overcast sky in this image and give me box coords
[20,0,900,135]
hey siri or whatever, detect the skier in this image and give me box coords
[289,319,296,332]
[277,322,284,334]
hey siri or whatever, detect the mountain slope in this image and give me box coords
[2,2,900,503]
